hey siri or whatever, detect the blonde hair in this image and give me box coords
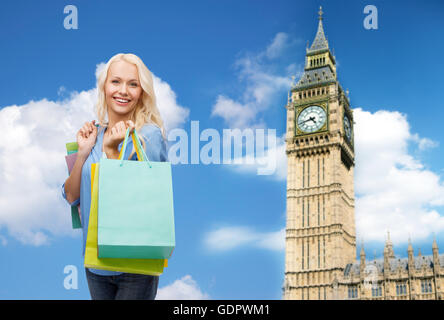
[95,53,166,158]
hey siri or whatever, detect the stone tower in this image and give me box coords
[284,7,356,300]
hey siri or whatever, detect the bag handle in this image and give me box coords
[118,128,152,168]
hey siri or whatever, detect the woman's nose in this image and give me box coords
[119,83,128,95]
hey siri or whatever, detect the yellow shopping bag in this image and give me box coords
[84,163,167,275]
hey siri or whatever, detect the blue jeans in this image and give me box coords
[85,268,159,300]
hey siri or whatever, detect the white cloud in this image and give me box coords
[204,226,285,252]
[265,32,290,59]
[95,62,106,80]
[211,96,257,129]
[353,108,444,243]
[211,32,301,129]
[229,133,287,180]
[411,133,439,151]
[153,74,190,132]
[0,63,188,245]
[156,275,209,300]
[57,86,67,97]
[210,32,298,180]
[0,235,7,246]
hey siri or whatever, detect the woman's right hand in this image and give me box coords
[77,120,98,158]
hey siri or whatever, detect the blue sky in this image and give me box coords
[0,0,443,299]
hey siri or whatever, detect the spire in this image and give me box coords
[433,234,438,250]
[360,242,365,257]
[432,234,440,271]
[408,236,413,252]
[384,230,395,259]
[307,6,329,53]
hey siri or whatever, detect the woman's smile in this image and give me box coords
[113,96,131,106]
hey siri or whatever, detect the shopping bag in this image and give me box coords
[65,142,81,229]
[84,162,166,275]
[97,128,175,259]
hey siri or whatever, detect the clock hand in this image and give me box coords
[298,118,312,126]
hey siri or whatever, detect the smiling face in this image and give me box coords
[104,60,143,122]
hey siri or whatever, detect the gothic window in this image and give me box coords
[317,158,320,185]
[372,285,382,297]
[318,238,320,267]
[421,279,432,293]
[317,197,320,226]
[323,196,325,221]
[323,237,326,266]
[307,241,310,269]
[348,286,358,299]
[302,161,305,188]
[308,160,310,187]
[322,158,325,184]
[302,241,304,270]
[396,282,407,296]
[307,200,310,226]
[302,198,305,227]
[324,287,326,300]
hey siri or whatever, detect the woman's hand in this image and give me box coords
[103,120,135,157]
[77,120,98,158]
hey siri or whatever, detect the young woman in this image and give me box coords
[62,53,167,300]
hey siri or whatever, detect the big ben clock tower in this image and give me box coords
[284,7,356,300]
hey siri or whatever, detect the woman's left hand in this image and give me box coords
[103,120,135,152]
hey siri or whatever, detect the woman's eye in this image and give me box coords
[112,80,119,84]
[130,83,138,87]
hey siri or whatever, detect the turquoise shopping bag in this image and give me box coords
[97,128,175,259]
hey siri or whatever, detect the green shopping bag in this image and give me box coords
[65,142,81,229]
[84,162,166,275]
[97,128,175,260]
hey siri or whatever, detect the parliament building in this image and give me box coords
[283,7,444,300]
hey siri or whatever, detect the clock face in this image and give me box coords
[297,105,327,133]
[344,115,352,141]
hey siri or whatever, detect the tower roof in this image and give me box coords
[292,7,336,91]
[307,6,329,54]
